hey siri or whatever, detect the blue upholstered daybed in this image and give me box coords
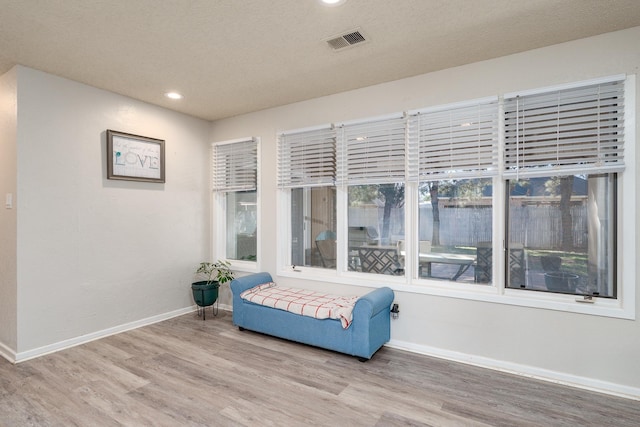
[230,272,394,360]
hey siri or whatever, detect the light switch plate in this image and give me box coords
[5,193,12,209]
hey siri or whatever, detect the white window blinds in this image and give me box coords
[277,126,336,188]
[408,99,499,181]
[504,78,625,178]
[337,114,406,185]
[212,138,257,192]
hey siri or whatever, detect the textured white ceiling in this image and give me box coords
[1,0,640,121]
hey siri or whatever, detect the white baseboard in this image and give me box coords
[0,340,17,364]
[14,306,196,363]
[386,339,640,401]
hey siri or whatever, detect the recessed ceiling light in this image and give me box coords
[165,92,183,100]
[320,0,347,6]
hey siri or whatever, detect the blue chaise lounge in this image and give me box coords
[230,272,394,360]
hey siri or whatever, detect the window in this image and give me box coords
[213,138,258,263]
[276,74,634,318]
[347,183,405,274]
[417,178,492,282]
[338,115,406,276]
[503,78,625,297]
[409,99,498,283]
[506,174,616,297]
[278,126,336,269]
[290,187,336,268]
[224,191,257,261]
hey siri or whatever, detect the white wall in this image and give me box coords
[13,66,211,358]
[0,66,18,359]
[210,27,640,397]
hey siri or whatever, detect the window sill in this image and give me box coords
[500,288,633,319]
[277,265,408,288]
[276,266,634,320]
[230,259,259,274]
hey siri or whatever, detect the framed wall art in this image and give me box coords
[106,130,165,183]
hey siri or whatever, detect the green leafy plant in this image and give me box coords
[195,260,235,285]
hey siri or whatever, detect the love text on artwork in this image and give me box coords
[114,150,160,169]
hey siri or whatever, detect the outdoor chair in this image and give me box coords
[417,240,432,277]
[474,241,492,283]
[315,230,337,268]
[508,243,526,287]
[359,246,403,275]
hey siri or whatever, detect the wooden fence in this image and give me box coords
[350,205,588,249]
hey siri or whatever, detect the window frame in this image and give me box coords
[337,113,408,279]
[275,75,635,320]
[212,137,261,273]
[499,75,635,318]
[408,97,499,285]
[277,124,338,273]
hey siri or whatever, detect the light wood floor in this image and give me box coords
[1,309,638,426]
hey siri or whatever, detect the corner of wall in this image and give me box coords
[0,65,18,355]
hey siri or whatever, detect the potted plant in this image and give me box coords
[191,260,234,319]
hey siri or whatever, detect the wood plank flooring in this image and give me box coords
[1,309,639,426]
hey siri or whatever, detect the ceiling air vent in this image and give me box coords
[325,29,367,51]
